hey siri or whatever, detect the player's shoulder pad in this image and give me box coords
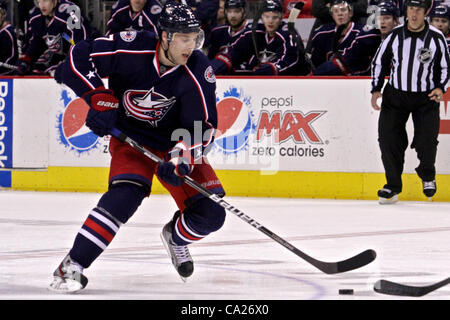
[28,6,42,22]
[187,50,216,84]
[211,24,229,33]
[144,0,163,15]
[353,23,366,32]
[55,1,80,20]
[116,30,158,48]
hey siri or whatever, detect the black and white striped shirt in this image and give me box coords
[371,21,450,93]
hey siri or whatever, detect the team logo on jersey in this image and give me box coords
[258,49,277,63]
[43,33,62,49]
[151,5,162,14]
[418,48,432,63]
[214,86,256,155]
[123,88,176,127]
[56,89,101,154]
[204,66,216,83]
[120,30,137,42]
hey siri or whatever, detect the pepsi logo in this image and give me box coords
[56,89,101,154]
[214,87,256,155]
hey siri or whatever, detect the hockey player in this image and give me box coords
[212,0,310,76]
[105,0,162,36]
[17,0,89,75]
[429,2,450,46]
[0,1,18,75]
[313,1,399,75]
[310,0,364,70]
[207,0,251,74]
[49,2,226,293]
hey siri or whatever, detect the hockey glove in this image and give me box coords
[157,143,193,187]
[82,87,119,137]
[253,62,278,75]
[17,55,31,75]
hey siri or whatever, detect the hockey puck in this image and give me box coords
[338,289,354,295]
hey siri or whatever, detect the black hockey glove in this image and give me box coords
[82,87,119,137]
[157,143,193,187]
[17,55,31,75]
[253,62,278,75]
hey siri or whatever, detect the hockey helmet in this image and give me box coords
[330,0,354,13]
[405,0,433,10]
[157,2,204,49]
[261,0,283,13]
[429,3,450,19]
[378,1,401,17]
[225,0,247,10]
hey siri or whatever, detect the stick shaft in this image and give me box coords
[0,61,18,70]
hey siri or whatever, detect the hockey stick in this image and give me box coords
[287,1,304,38]
[374,277,450,297]
[110,128,377,274]
[286,2,315,72]
[0,61,18,70]
[251,4,263,66]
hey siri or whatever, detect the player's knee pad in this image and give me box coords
[183,197,226,234]
[97,180,148,224]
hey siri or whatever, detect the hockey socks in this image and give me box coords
[69,207,122,268]
[171,211,208,246]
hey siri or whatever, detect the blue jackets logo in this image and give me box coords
[56,88,101,154]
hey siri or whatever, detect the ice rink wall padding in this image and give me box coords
[1,76,449,201]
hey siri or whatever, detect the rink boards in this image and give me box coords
[1,76,449,201]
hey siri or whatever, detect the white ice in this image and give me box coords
[0,190,449,300]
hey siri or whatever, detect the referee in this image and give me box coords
[371,0,450,204]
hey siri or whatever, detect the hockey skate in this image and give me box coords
[378,188,399,204]
[48,254,88,293]
[160,222,194,282]
[422,180,436,200]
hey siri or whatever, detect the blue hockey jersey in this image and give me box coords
[105,0,162,36]
[56,30,218,156]
[0,23,18,75]
[310,21,363,69]
[24,0,88,72]
[212,22,309,75]
[313,26,382,75]
[207,21,251,74]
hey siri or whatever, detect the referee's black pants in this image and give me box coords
[378,84,440,193]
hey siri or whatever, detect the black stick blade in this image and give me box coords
[333,249,377,274]
[306,249,376,274]
[374,278,450,297]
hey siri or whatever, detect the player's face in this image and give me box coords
[37,0,57,16]
[130,0,147,12]
[261,12,282,34]
[226,8,245,28]
[378,15,397,35]
[431,17,450,35]
[0,9,5,26]
[217,0,225,21]
[407,6,426,31]
[331,4,353,26]
[167,32,199,65]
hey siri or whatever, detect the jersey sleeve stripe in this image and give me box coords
[69,45,96,90]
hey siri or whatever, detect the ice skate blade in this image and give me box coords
[48,277,84,294]
[160,232,188,283]
[378,194,398,205]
